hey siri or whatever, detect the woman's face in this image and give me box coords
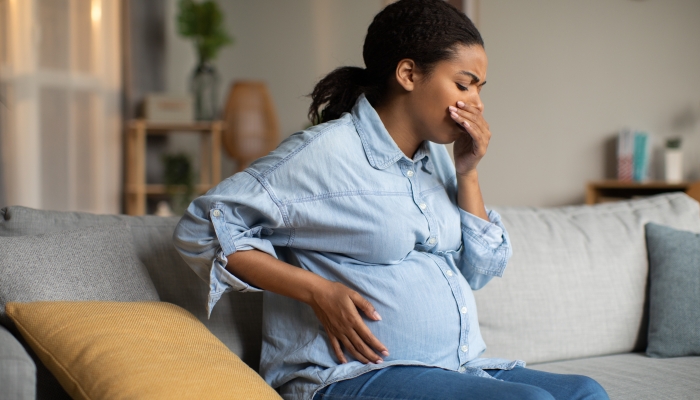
[409,44,488,144]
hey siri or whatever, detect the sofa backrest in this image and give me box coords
[477,193,700,364]
[4,192,699,370]
[0,206,263,371]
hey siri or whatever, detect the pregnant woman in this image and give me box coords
[174,1,608,399]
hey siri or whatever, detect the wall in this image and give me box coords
[164,0,381,176]
[164,0,700,207]
[478,0,700,206]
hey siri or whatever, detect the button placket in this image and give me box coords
[430,255,471,366]
[404,161,438,248]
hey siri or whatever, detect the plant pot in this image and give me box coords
[190,61,220,120]
[664,149,683,183]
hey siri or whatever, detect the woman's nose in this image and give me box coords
[461,92,484,113]
[471,93,484,113]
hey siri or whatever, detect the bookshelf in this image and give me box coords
[586,181,700,205]
[124,120,223,215]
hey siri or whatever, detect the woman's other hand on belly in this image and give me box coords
[226,249,388,365]
[310,280,389,365]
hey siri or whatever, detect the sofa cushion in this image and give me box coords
[0,223,159,325]
[645,222,700,358]
[5,301,282,400]
[530,353,700,400]
[0,206,264,371]
[0,323,35,400]
[478,193,700,364]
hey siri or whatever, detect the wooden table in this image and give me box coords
[586,180,700,205]
[124,120,223,215]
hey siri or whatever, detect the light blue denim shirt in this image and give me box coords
[173,94,523,400]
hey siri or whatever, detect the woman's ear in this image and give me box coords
[395,59,417,92]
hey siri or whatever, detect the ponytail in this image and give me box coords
[308,66,375,125]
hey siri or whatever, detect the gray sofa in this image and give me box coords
[1,193,699,399]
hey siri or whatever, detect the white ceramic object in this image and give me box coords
[664,149,683,183]
[154,201,174,217]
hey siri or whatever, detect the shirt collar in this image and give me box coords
[351,94,433,172]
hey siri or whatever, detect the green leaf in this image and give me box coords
[177,0,233,62]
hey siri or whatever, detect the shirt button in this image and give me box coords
[459,366,466,372]
[461,345,469,352]
[212,210,222,217]
[461,306,468,314]
[406,170,414,177]
[419,203,427,210]
[428,237,436,245]
[446,270,453,277]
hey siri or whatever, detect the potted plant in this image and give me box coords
[177,0,233,120]
[162,153,195,215]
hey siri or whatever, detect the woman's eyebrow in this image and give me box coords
[457,70,483,85]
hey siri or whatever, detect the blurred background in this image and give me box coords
[1,0,699,215]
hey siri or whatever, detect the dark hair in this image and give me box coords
[308,0,484,124]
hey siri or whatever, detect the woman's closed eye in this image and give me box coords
[456,82,468,91]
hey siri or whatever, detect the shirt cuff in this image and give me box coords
[459,208,506,249]
[206,249,263,317]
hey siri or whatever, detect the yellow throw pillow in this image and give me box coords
[5,301,282,400]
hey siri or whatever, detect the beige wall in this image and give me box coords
[165,0,700,207]
[478,0,700,206]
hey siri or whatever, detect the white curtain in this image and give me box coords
[0,0,122,213]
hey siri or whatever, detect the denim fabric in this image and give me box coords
[174,94,518,400]
[314,366,609,400]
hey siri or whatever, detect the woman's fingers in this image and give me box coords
[449,106,490,147]
[449,106,486,131]
[450,110,472,132]
[338,334,372,364]
[346,330,383,364]
[350,292,390,357]
[326,328,347,364]
[312,282,389,365]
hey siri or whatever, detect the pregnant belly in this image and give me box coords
[335,254,464,366]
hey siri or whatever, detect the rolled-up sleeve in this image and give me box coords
[173,172,287,315]
[453,208,513,290]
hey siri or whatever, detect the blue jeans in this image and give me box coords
[313,366,609,400]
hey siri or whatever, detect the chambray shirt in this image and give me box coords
[173,94,523,400]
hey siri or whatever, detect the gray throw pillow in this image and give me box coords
[0,223,160,325]
[645,222,700,358]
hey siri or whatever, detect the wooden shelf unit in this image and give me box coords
[586,180,700,205]
[124,120,223,215]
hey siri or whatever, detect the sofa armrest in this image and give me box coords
[0,324,36,400]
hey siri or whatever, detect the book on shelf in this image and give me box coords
[617,128,650,182]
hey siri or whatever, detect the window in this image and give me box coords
[0,0,122,213]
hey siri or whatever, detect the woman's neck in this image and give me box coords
[375,99,423,159]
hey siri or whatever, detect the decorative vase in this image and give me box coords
[664,149,683,183]
[190,61,219,121]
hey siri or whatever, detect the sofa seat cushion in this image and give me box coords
[6,301,282,400]
[530,353,700,400]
